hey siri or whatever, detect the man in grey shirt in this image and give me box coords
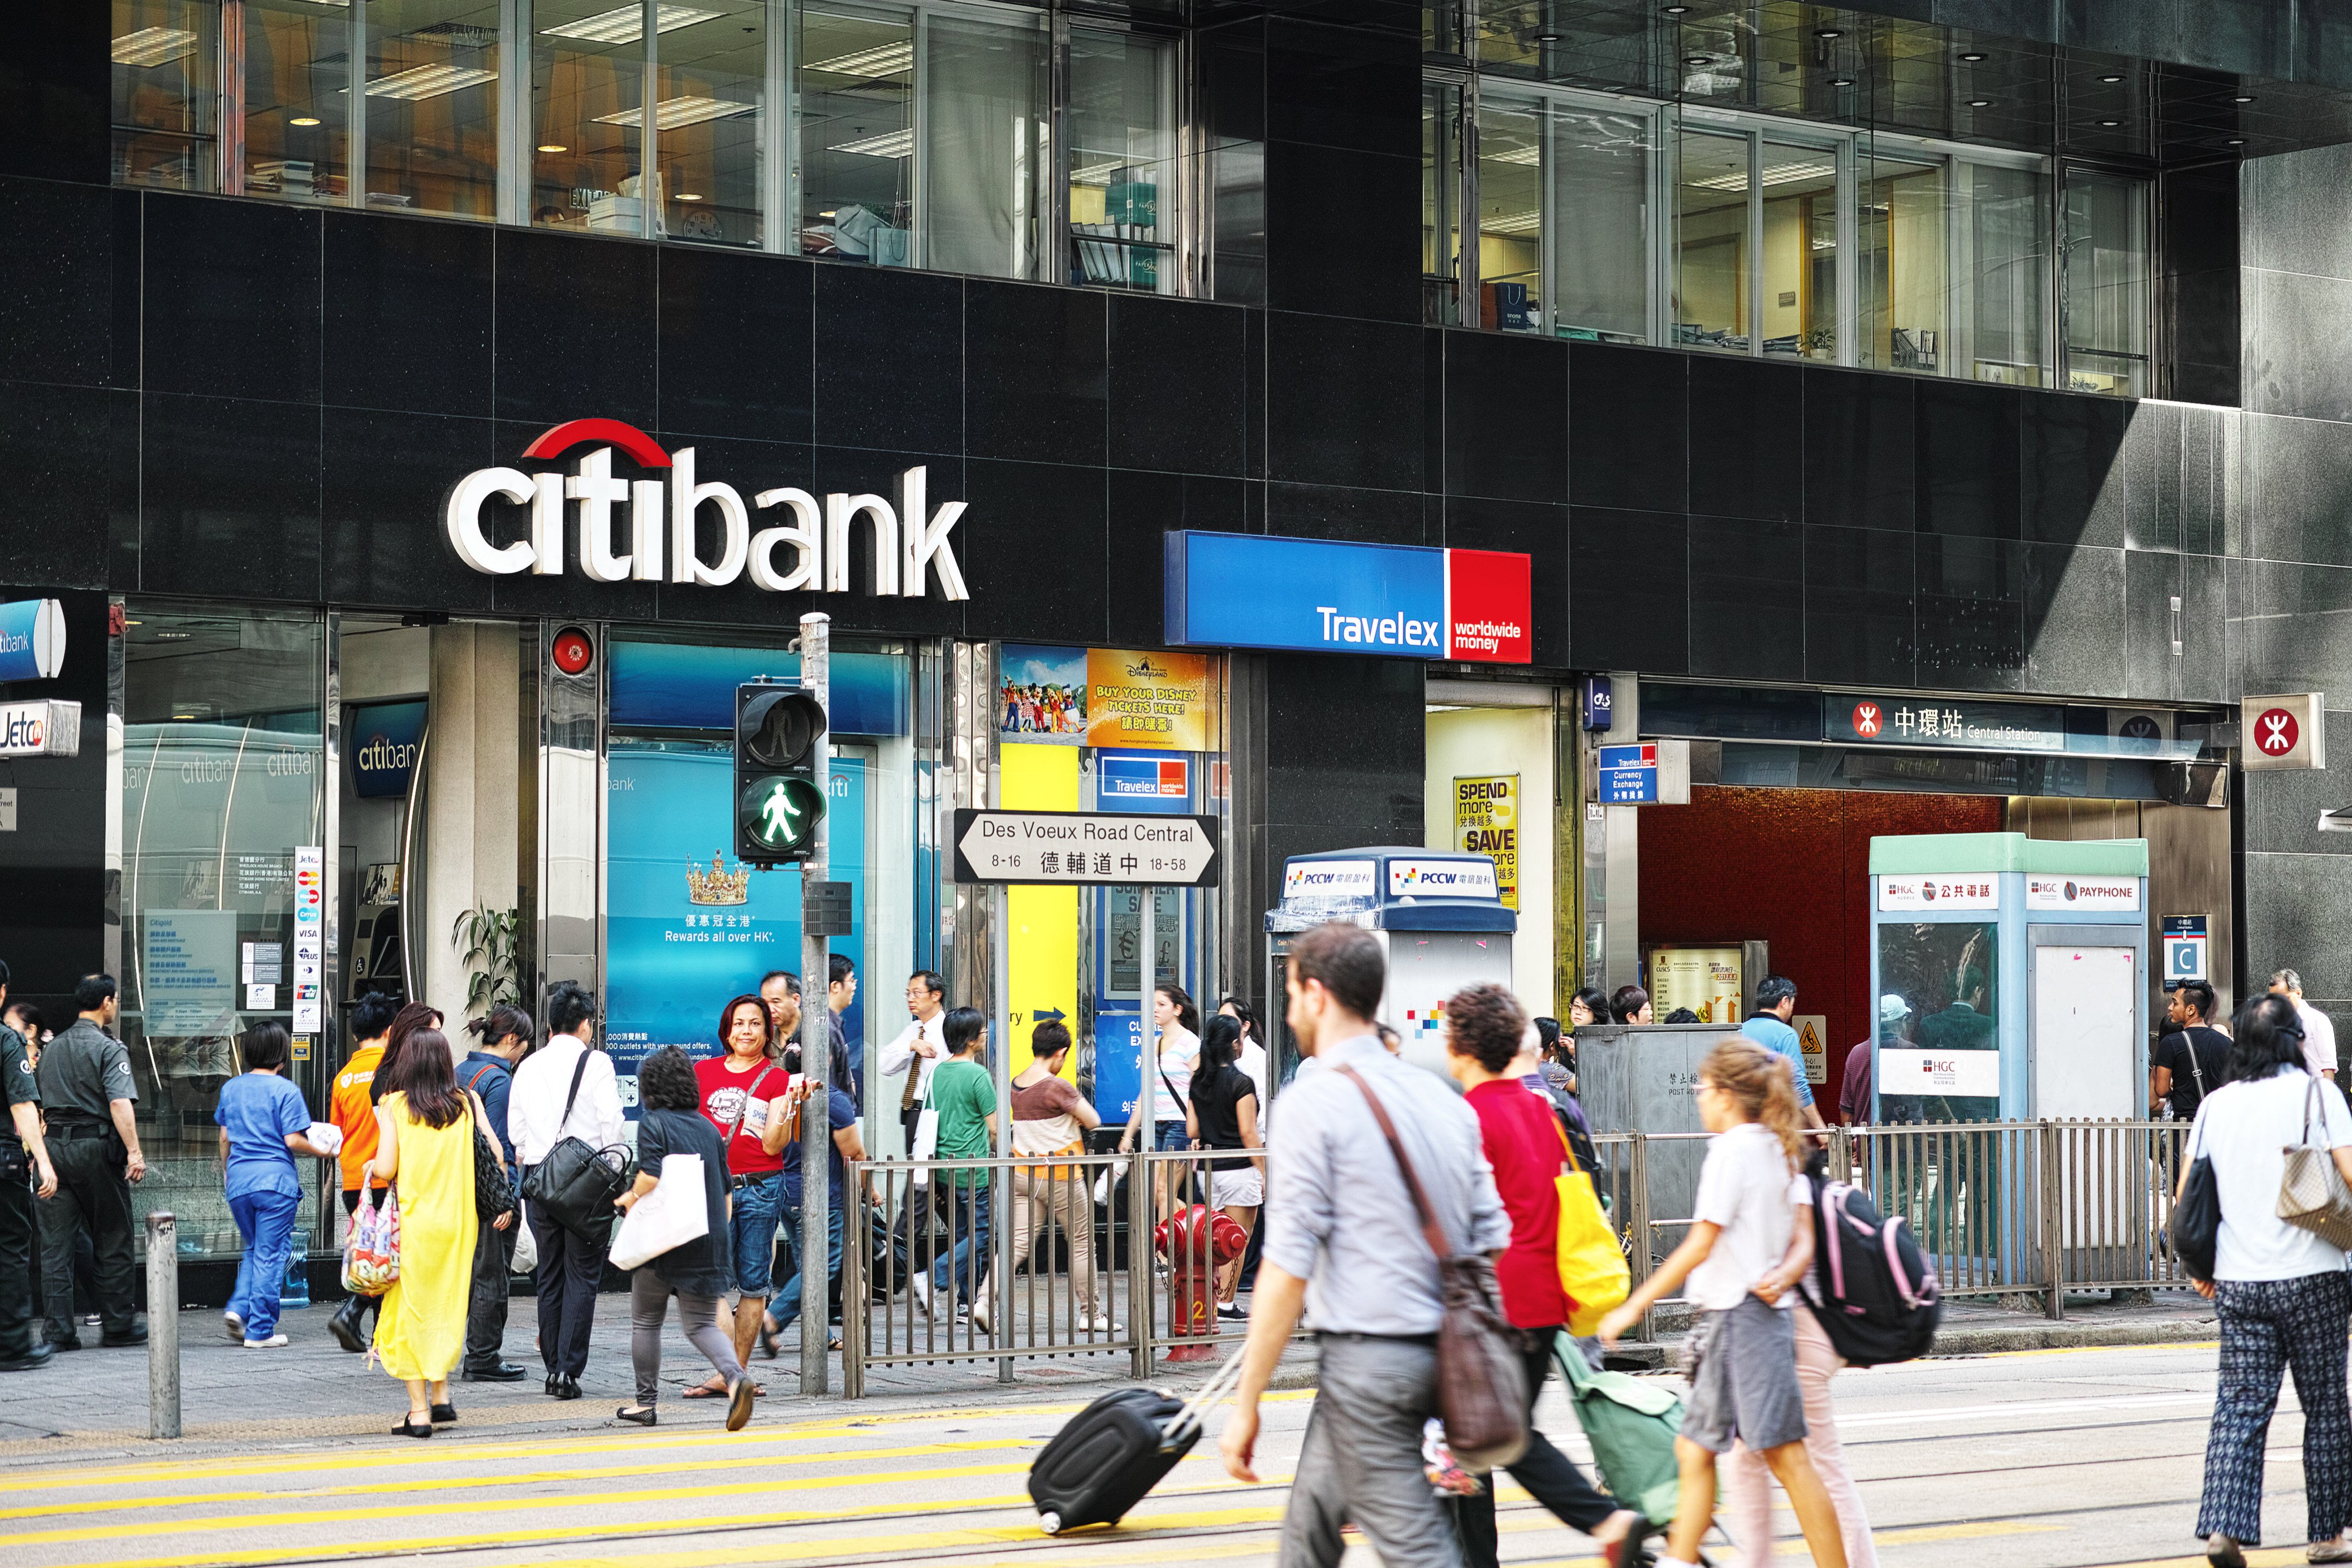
[1220,921,1507,1568]
[35,974,146,1349]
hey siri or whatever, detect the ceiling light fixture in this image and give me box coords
[1536,31,1562,43]
[289,115,321,126]
[538,143,567,152]
[803,40,914,78]
[1959,52,1987,62]
[1691,160,1835,192]
[2234,94,2255,103]
[542,3,718,45]
[111,26,198,67]
[2099,73,2122,83]
[1968,98,1992,107]
[2098,118,2119,126]
[596,94,757,130]
[1828,76,1854,87]
[829,127,915,159]
[2228,137,2246,145]
[1484,210,1543,235]
[677,192,704,200]
[1662,4,1690,12]
[1071,159,1128,183]
[366,63,497,100]
[1683,55,1711,65]
[1814,28,1841,38]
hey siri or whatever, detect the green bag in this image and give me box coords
[1553,1332,1686,1528]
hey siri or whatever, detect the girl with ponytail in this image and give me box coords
[1599,1038,1851,1568]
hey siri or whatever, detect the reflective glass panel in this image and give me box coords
[2064,169,2149,397]
[1674,129,1748,352]
[1551,106,1647,343]
[1875,921,2000,1122]
[364,0,500,219]
[798,7,914,264]
[1960,161,2050,387]
[531,0,648,234]
[654,0,766,245]
[1068,28,1176,292]
[1858,155,1947,373]
[242,0,353,204]
[1422,80,1461,324]
[1759,141,1836,360]
[112,0,218,190]
[921,13,1049,278]
[1476,99,1541,333]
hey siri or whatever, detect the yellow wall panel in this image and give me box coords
[1001,744,1081,1078]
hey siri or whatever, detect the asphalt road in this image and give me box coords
[0,1339,2307,1568]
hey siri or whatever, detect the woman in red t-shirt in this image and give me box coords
[1446,982,1646,1568]
[690,995,803,1385]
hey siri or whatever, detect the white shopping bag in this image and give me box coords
[608,1152,711,1271]
[509,1201,538,1274]
[910,1075,940,1188]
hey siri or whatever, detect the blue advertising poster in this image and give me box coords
[1094,1008,1145,1126]
[605,741,867,1115]
[1165,532,1444,656]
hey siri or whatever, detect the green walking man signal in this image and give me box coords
[734,682,828,865]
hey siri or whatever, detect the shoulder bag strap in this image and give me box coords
[464,1063,498,1096]
[1334,1063,1450,1261]
[1551,1112,1582,1176]
[2306,1071,2324,1147]
[556,1047,589,1141]
[728,1065,776,1145]
[2184,1033,2209,1099]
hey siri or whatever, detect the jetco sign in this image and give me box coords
[445,418,968,599]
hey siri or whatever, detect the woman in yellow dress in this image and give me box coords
[372,1028,478,1438]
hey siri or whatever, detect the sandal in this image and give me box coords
[725,1377,756,1432]
[758,1316,781,1360]
[430,1403,457,1425]
[683,1377,765,1398]
[392,1413,434,1439]
[616,1405,658,1427]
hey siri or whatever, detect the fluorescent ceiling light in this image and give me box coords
[804,40,914,78]
[831,128,914,159]
[113,27,198,67]
[596,95,758,130]
[542,4,718,45]
[367,63,497,101]
[1690,160,1833,192]
[1483,210,1542,234]
[1487,143,1542,167]
[1071,159,1127,184]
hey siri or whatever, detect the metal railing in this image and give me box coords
[837,1117,2196,1392]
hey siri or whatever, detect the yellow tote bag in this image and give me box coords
[1554,1121,1629,1335]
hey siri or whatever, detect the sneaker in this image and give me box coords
[970,1303,992,1334]
[910,1275,933,1314]
[1086,1315,1120,1334]
[223,1312,245,1342]
[1216,1303,1248,1322]
[241,1334,289,1349]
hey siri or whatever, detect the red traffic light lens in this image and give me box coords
[552,627,594,676]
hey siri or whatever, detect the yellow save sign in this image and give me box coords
[1453,773,1519,910]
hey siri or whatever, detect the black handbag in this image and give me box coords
[519,1050,632,1239]
[2171,1115,2220,1283]
[464,1065,515,1223]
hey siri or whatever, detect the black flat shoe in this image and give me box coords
[464,1362,528,1382]
[330,1300,369,1355]
[430,1403,457,1424]
[0,1345,54,1372]
[543,1373,558,1396]
[392,1416,434,1439]
[616,1405,657,1427]
[554,1374,582,1400]
[99,1326,148,1348]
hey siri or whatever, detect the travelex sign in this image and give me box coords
[1164,532,1531,663]
[445,419,968,599]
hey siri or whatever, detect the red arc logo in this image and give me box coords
[522,418,671,469]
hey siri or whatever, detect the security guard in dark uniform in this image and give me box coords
[0,959,57,1370]
[35,974,146,1349]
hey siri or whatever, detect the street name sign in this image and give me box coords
[952,809,1222,887]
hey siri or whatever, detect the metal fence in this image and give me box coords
[838,1118,2194,1393]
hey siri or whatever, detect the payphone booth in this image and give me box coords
[1263,847,1515,1092]
[1867,832,2149,1287]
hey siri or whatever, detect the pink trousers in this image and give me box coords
[1722,1306,1878,1568]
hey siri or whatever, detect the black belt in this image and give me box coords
[47,1122,110,1140]
[730,1172,778,1191]
[1317,1330,1439,1346]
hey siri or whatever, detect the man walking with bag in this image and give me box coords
[509,983,625,1400]
[1219,922,1508,1568]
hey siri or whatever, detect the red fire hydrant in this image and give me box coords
[1155,1203,1248,1362]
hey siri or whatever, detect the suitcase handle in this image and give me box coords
[1159,1349,1247,1450]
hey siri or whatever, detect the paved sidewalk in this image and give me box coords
[1614,1286,2218,1366]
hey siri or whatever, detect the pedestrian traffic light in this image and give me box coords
[735,683,827,864]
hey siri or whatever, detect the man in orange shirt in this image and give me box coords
[327,993,399,1353]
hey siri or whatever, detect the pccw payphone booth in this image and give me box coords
[1867,832,2150,1289]
[1264,847,1515,1092]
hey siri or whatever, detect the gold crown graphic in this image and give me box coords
[686,853,750,906]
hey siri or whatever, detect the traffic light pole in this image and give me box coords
[798,612,832,1397]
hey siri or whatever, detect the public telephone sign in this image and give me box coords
[951,809,1221,887]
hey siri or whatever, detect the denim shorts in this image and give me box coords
[1155,1119,1189,1152]
[729,1171,786,1296]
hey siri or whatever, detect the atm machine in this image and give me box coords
[1262,846,1515,1090]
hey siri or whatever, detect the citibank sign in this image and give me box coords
[445,418,969,600]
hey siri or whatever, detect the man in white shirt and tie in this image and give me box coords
[880,971,948,1293]
[507,981,627,1400]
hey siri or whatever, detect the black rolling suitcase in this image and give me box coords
[1028,1353,1243,1534]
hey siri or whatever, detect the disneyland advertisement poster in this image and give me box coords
[604,744,866,1114]
[999,643,1090,743]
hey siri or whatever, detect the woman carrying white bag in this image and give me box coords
[612,1046,754,1432]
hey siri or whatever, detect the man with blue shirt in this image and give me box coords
[457,1010,530,1382]
[775,1080,866,1349]
[1741,975,1827,1133]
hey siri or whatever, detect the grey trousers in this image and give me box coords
[629,1270,744,1404]
[462,1217,515,1371]
[1281,1334,1462,1568]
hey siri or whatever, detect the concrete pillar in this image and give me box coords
[424,625,521,1023]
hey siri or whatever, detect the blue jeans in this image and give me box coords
[227,1188,301,1341]
[773,1205,845,1330]
[729,1172,786,1297]
[933,1180,993,1303]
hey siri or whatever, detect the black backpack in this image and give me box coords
[1797,1172,1941,1367]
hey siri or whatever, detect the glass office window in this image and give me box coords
[1068,29,1176,292]
[112,0,218,190]
[1858,155,1946,374]
[1759,142,1836,360]
[1675,129,1748,352]
[1422,80,1462,325]
[531,0,650,234]
[1959,161,2049,387]
[655,0,767,246]
[922,13,1049,279]
[798,7,915,264]
[364,0,501,219]
[1551,107,1647,343]
[2064,169,2149,397]
[242,0,353,204]
[1476,99,1542,333]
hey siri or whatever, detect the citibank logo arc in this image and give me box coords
[444,418,969,600]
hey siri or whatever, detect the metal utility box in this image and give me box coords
[1574,1022,1732,1264]
[1264,846,1515,1090]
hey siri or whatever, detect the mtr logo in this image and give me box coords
[444,419,968,600]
